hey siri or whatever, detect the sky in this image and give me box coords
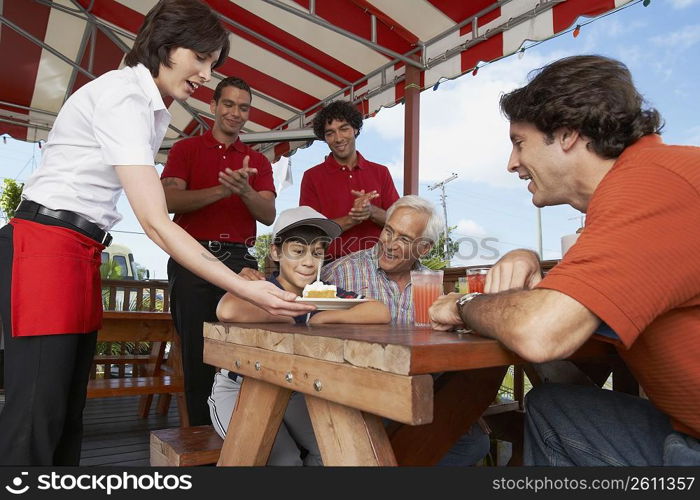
[1,0,699,280]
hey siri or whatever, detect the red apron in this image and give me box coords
[10,218,104,337]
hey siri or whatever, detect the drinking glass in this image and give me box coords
[466,267,489,294]
[411,270,444,327]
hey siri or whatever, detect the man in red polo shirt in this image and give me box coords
[300,100,399,260]
[161,77,275,425]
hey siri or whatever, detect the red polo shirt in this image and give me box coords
[300,152,399,259]
[161,130,275,245]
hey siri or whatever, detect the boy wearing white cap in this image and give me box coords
[208,206,390,465]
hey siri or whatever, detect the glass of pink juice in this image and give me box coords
[466,267,489,293]
[411,270,444,327]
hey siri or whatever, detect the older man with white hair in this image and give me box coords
[321,195,490,466]
[321,195,443,324]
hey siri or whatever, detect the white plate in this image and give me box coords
[295,297,370,310]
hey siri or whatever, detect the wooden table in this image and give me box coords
[90,311,188,426]
[203,322,615,466]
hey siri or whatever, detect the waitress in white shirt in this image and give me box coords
[0,0,312,466]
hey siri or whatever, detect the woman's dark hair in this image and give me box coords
[124,0,230,77]
[312,100,363,140]
[500,55,663,158]
[213,77,251,103]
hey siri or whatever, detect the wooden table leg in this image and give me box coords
[217,377,292,466]
[306,395,397,466]
[138,341,165,418]
[388,366,508,466]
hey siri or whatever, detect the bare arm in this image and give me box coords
[429,288,600,363]
[161,176,228,214]
[216,292,294,323]
[332,214,360,232]
[367,205,388,226]
[308,300,391,325]
[117,165,314,317]
[239,190,275,226]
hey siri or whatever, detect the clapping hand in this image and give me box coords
[349,189,379,222]
[219,155,258,197]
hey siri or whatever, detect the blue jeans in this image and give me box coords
[438,422,491,466]
[524,384,700,466]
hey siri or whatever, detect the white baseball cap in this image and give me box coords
[271,206,342,241]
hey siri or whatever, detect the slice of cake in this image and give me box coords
[303,281,337,298]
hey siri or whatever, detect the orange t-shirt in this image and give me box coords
[538,135,700,439]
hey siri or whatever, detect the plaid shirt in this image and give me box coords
[321,246,426,325]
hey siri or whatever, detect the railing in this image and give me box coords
[102,279,170,312]
[95,279,171,380]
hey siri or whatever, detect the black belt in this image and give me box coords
[15,200,113,246]
[197,240,248,251]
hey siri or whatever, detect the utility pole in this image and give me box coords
[536,207,543,259]
[428,173,458,266]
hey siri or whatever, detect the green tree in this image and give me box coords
[0,178,23,222]
[100,260,123,280]
[251,233,272,272]
[133,262,149,280]
[420,225,458,270]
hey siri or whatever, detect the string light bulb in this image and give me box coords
[517,48,525,59]
[472,65,479,76]
[643,0,651,6]
[573,25,581,38]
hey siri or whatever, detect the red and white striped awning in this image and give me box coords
[1,0,632,162]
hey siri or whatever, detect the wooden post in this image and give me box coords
[217,377,291,466]
[403,54,421,195]
[306,395,397,466]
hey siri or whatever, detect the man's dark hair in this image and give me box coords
[500,55,663,158]
[312,100,363,140]
[124,0,230,77]
[213,77,252,103]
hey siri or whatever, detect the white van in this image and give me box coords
[100,243,137,280]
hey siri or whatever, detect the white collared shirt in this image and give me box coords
[22,63,171,230]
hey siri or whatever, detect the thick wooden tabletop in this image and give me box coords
[203,322,614,376]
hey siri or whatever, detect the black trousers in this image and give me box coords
[167,245,256,426]
[0,222,97,465]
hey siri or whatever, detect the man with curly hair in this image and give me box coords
[429,55,700,465]
[300,100,399,260]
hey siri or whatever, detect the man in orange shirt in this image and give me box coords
[430,55,700,465]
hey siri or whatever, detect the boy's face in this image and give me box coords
[272,239,327,293]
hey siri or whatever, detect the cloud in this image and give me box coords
[454,218,488,238]
[668,0,700,9]
[651,24,700,49]
[679,125,700,146]
[364,52,571,188]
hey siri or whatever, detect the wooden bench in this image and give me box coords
[89,311,189,426]
[87,375,184,398]
[150,425,223,466]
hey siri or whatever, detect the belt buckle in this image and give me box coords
[102,233,113,247]
[207,240,219,252]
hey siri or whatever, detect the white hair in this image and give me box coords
[385,195,443,243]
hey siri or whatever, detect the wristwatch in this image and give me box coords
[456,292,482,325]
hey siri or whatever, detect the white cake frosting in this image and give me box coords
[302,281,337,297]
